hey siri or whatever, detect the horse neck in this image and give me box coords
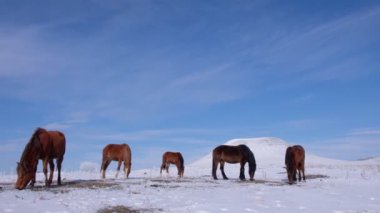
[287,153,297,170]
[20,129,43,164]
[241,146,255,165]
[20,141,40,167]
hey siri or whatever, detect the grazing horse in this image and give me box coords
[212,144,256,181]
[101,144,132,179]
[285,145,305,184]
[15,128,66,190]
[160,152,185,177]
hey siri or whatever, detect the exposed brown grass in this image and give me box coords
[97,205,163,213]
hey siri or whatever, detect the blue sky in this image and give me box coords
[0,0,379,172]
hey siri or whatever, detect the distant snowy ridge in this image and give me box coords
[189,137,380,170]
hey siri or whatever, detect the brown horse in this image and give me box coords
[15,128,66,190]
[101,144,132,179]
[212,144,256,181]
[160,152,185,177]
[285,145,305,184]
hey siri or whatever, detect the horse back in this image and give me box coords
[48,131,66,158]
[163,152,182,164]
[293,145,305,165]
[37,129,53,159]
[286,145,305,168]
[103,144,131,161]
[213,145,243,163]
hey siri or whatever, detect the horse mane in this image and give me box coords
[238,144,256,166]
[285,146,296,170]
[20,128,45,161]
[248,150,256,166]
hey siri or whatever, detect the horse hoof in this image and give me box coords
[45,181,52,187]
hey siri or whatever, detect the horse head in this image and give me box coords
[286,164,296,184]
[15,162,35,190]
[245,146,256,181]
[15,128,44,190]
[248,155,256,181]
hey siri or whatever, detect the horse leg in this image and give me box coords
[160,162,166,176]
[220,161,228,180]
[124,162,132,178]
[239,162,246,180]
[166,163,170,174]
[30,161,38,187]
[101,160,111,179]
[115,160,122,178]
[176,163,181,177]
[212,159,218,180]
[302,164,306,181]
[124,161,131,178]
[292,170,297,182]
[298,168,302,182]
[57,157,63,185]
[47,159,55,186]
[43,158,49,186]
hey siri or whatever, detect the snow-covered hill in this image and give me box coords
[190,137,379,171]
[0,137,379,212]
[191,137,291,169]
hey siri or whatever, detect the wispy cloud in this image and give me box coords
[0,26,46,78]
[308,134,380,160]
[0,139,25,153]
[240,6,380,88]
[83,128,217,142]
[348,128,380,136]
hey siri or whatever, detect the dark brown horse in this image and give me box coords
[15,128,66,190]
[212,144,256,181]
[101,144,132,179]
[160,152,184,177]
[285,145,305,184]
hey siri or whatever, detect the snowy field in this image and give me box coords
[1,138,379,213]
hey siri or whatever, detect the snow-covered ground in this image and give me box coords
[1,137,379,212]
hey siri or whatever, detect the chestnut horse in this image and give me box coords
[160,152,184,177]
[285,145,305,184]
[101,144,132,179]
[212,144,256,181]
[15,128,66,190]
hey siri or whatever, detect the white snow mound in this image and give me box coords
[190,137,379,170]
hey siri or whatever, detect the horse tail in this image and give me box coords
[100,145,109,172]
[162,153,167,168]
[212,157,216,175]
[212,148,219,179]
[179,153,184,170]
[285,147,292,167]
[248,149,256,172]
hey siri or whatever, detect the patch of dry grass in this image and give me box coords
[97,205,163,213]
